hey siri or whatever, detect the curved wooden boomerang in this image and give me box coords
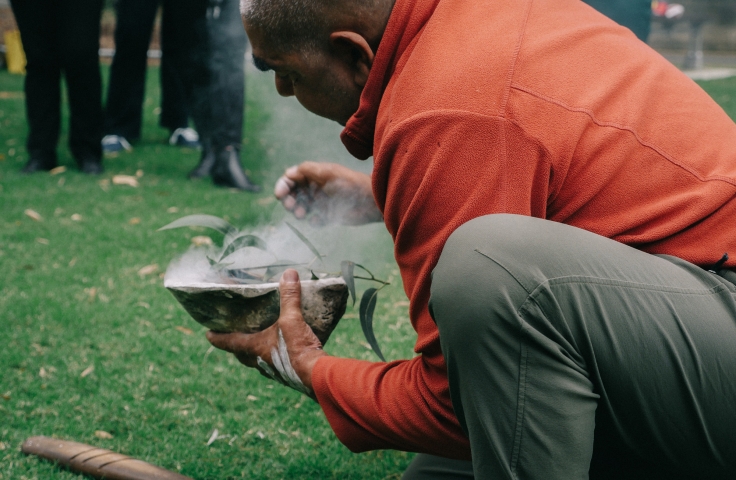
[22,436,192,480]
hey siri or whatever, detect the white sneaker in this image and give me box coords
[101,135,133,153]
[169,127,201,148]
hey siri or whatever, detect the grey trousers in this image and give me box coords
[423,214,736,479]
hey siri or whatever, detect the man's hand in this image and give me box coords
[274,161,383,226]
[206,270,326,397]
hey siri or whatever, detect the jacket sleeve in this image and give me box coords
[312,113,551,458]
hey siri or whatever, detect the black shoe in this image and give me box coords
[211,147,261,192]
[188,148,215,179]
[79,160,104,175]
[21,156,57,174]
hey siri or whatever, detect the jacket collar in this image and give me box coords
[340,0,441,159]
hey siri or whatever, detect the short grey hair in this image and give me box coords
[240,0,391,53]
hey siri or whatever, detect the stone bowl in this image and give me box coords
[165,277,349,345]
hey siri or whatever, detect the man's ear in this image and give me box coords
[329,31,374,87]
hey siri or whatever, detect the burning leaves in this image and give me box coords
[159,214,390,360]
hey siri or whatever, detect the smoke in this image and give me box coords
[164,248,224,287]
[164,219,393,287]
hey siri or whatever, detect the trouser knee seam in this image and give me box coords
[509,330,529,480]
[474,249,532,295]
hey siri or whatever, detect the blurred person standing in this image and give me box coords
[9,0,104,174]
[186,0,260,191]
[584,0,652,41]
[102,0,202,154]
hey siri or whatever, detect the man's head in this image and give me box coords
[240,0,395,125]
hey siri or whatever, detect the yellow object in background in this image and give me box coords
[4,30,27,74]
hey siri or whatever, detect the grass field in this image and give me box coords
[0,66,413,479]
[2,65,736,479]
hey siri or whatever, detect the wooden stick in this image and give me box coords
[22,436,192,480]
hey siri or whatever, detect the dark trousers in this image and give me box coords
[429,215,736,479]
[10,0,103,164]
[104,0,205,140]
[189,0,246,151]
[583,0,652,41]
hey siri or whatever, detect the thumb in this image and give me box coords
[279,269,303,324]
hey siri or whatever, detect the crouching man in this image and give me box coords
[208,0,736,478]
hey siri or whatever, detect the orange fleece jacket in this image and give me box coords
[313,0,736,459]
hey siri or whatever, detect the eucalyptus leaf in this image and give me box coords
[285,222,323,262]
[359,288,385,361]
[225,261,306,272]
[219,233,269,261]
[227,269,265,282]
[158,214,237,235]
[341,260,357,306]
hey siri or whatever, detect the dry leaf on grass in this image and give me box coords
[207,429,219,446]
[24,209,42,221]
[137,264,159,276]
[71,213,82,221]
[86,287,97,302]
[80,365,94,378]
[36,238,49,245]
[128,217,141,225]
[167,206,179,213]
[191,236,213,247]
[95,430,113,439]
[246,395,258,401]
[175,326,193,335]
[112,175,139,187]
[49,166,67,175]
[136,169,144,178]
[257,196,275,206]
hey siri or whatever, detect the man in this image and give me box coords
[104,0,260,191]
[102,0,203,153]
[207,0,736,478]
[583,0,652,41]
[10,0,104,174]
[185,0,261,191]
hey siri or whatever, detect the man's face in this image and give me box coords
[246,24,363,126]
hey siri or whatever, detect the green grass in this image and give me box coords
[0,67,413,479]
[696,76,736,118]
[2,64,736,479]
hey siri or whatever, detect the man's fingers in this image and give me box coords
[279,269,303,324]
[282,195,297,210]
[274,176,296,199]
[205,330,240,352]
[206,330,274,366]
